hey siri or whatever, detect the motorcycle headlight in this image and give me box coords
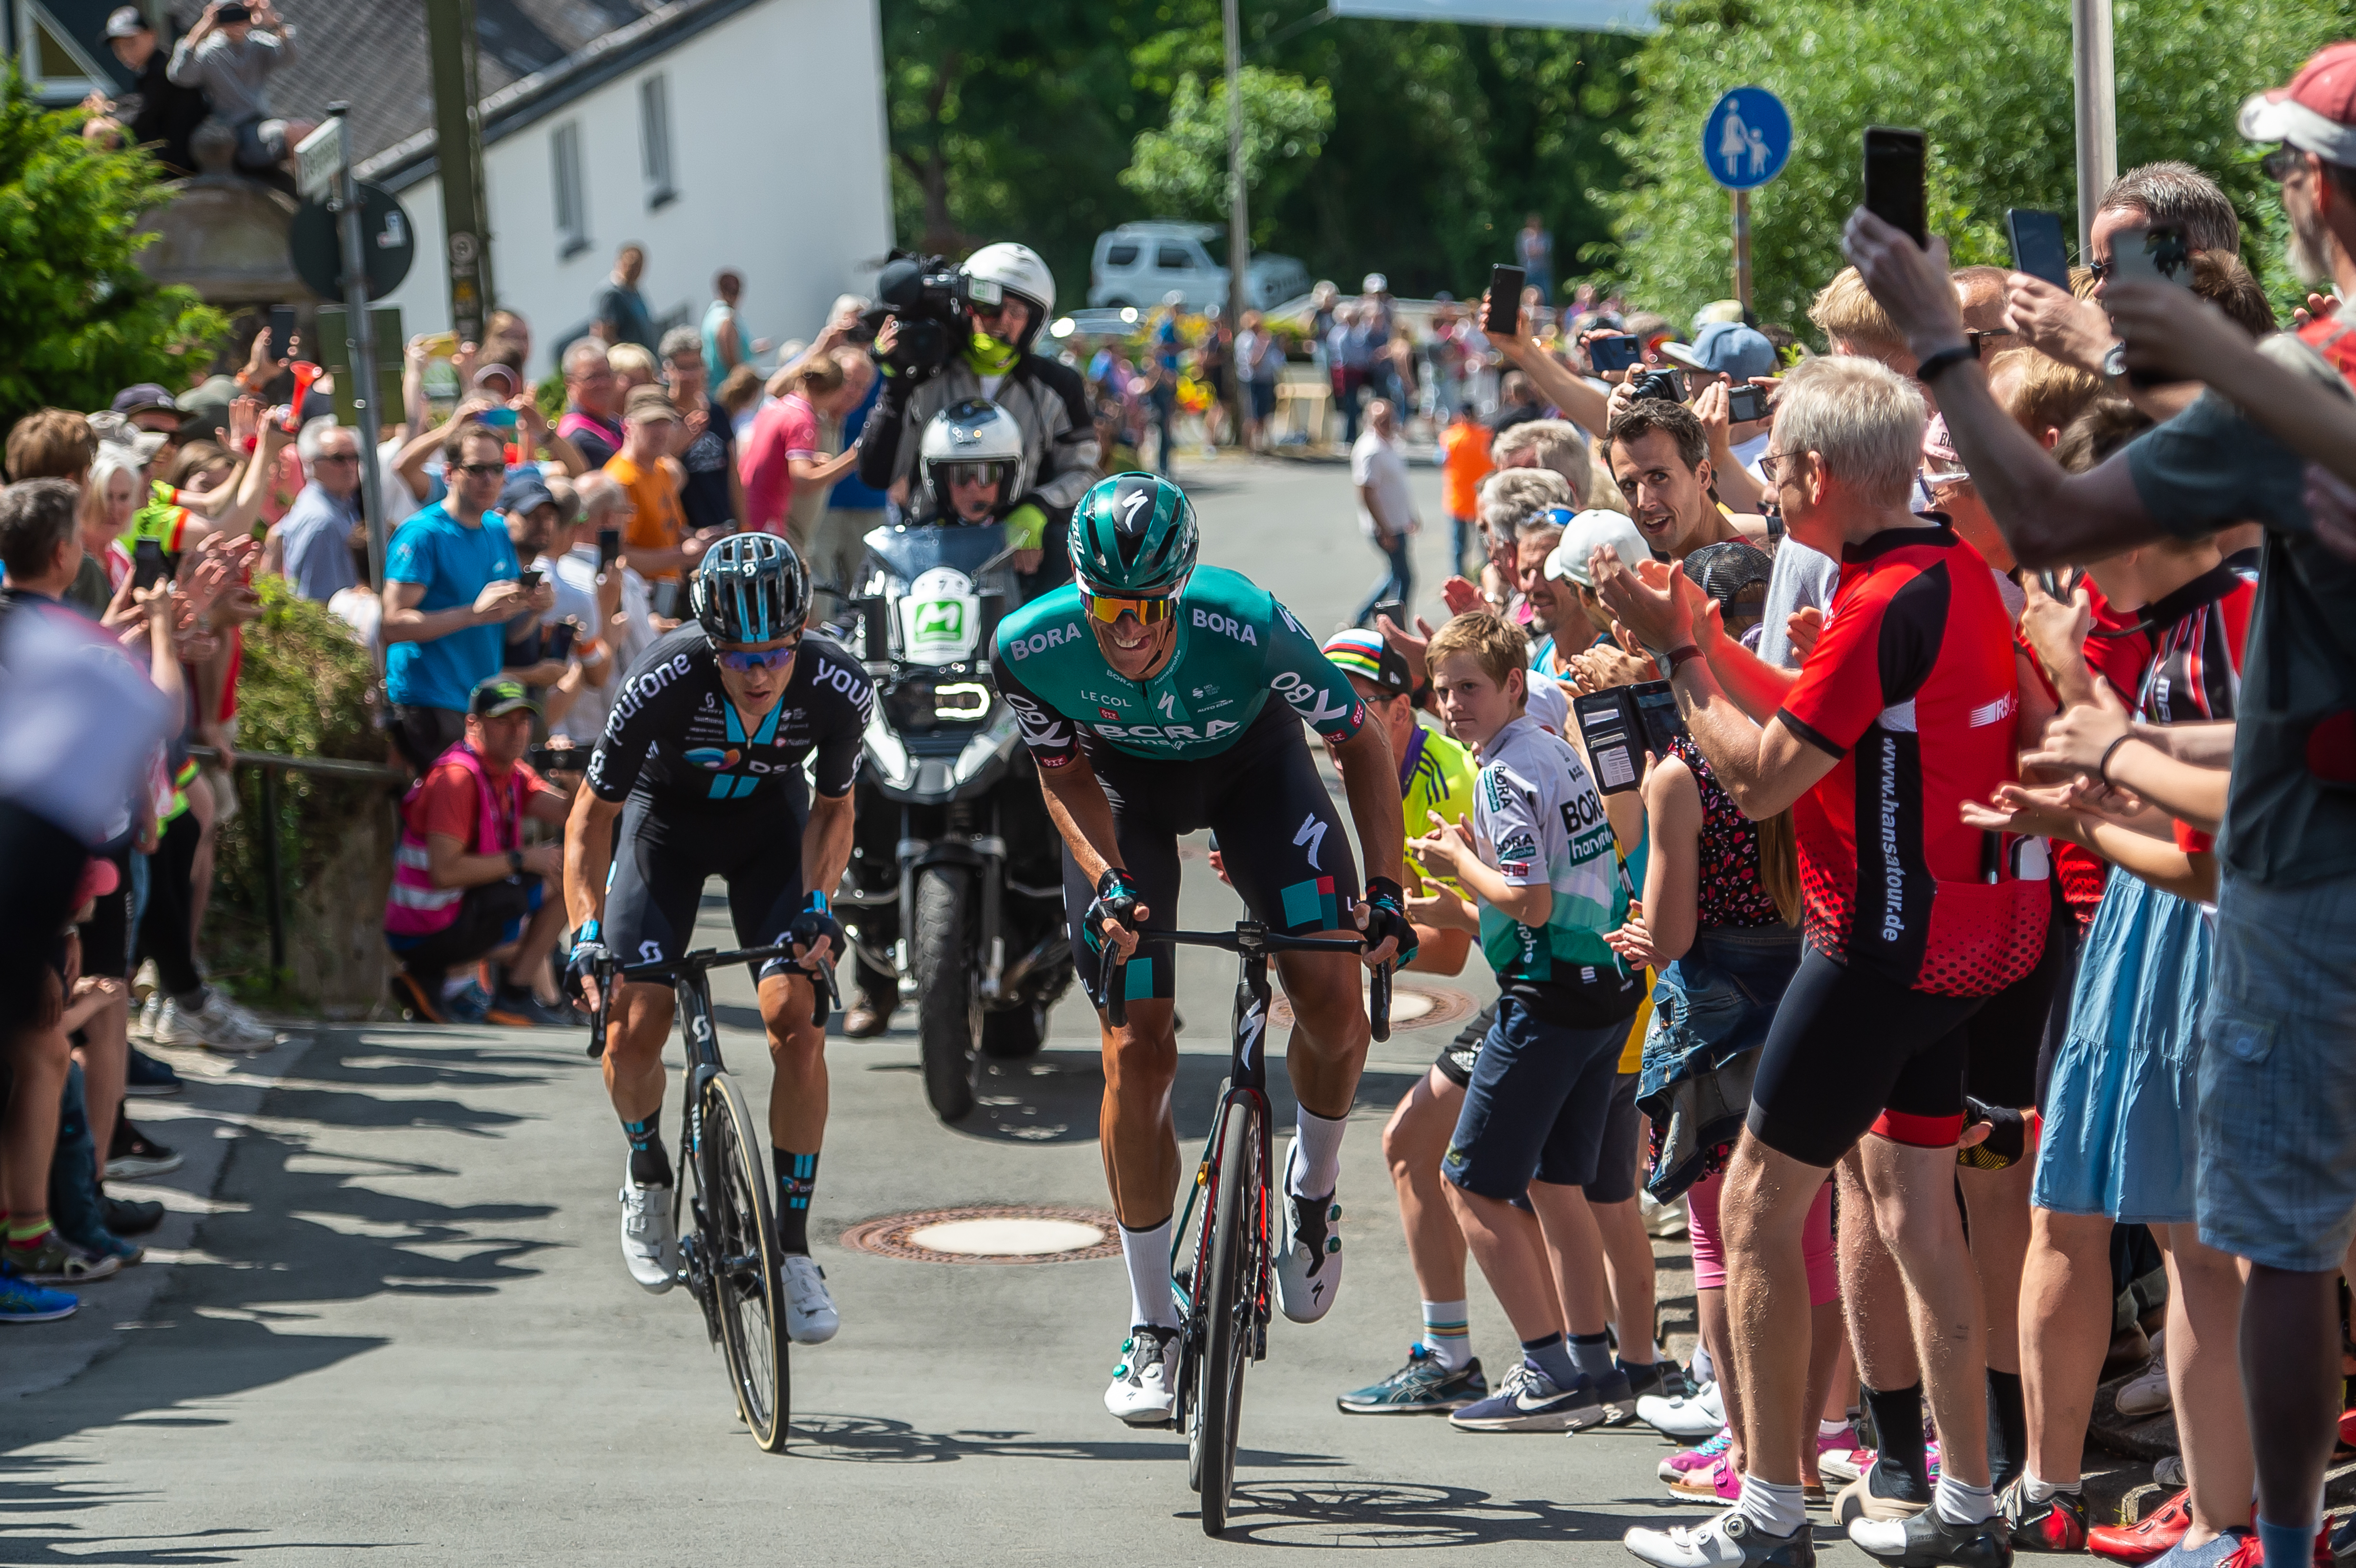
[952,705,1019,784]
[865,706,912,788]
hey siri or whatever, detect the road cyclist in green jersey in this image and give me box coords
[990,471,1418,1426]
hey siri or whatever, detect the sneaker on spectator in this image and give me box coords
[1639,1379,1725,1440]
[1625,1357,1690,1404]
[2152,1456,2185,1490]
[0,1267,76,1323]
[439,979,494,1025]
[102,1195,164,1235]
[133,988,161,1042]
[1661,1427,1734,1481]
[171,991,284,1055]
[107,1120,182,1179]
[123,1045,182,1097]
[71,1229,142,1268]
[8,1232,121,1285]
[2116,1354,2172,1418]
[146,994,176,1045]
[1642,1192,1690,1238]
[131,958,159,1003]
[485,988,574,1028]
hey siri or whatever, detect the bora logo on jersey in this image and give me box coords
[684,747,742,770]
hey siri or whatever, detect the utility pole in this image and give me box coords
[425,0,494,343]
[324,104,390,590]
[1222,0,1251,450]
[2071,0,2117,255]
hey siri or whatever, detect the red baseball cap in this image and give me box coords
[2240,42,2356,163]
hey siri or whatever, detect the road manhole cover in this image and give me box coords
[839,1205,1121,1264]
[1269,981,1477,1034]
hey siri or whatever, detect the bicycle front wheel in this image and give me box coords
[700,1072,791,1450]
[1193,1095,1260,1535]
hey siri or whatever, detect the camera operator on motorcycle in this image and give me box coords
[858,242,1098,599]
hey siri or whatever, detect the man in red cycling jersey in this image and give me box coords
[1598,354,2044,1568]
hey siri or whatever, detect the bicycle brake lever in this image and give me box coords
[585,962,612,1059]
[1104,950,1128,1029]
[809,961,838,1030]
[1370,960,1392,1045]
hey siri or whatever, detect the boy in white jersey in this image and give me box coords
[1412,610,1645,1433]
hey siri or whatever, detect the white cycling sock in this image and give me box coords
[2022,1469,2078,1502]
[1821,1417,1853,1438]
[1736,1474,1807,1536]
[1420,1300,1471,1372]
[1119,1219,1179,1330]
[1288,1105,1346,1198]
[1935,1475,1997,1526]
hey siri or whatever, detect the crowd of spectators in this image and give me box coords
[81,3,313,187]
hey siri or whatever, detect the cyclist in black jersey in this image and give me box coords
[562,534,873,1344]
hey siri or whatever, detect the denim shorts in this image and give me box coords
[2196,869,2356,1272]
[1443,994,1626,1199]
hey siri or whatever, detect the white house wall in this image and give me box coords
[374,0,891,371]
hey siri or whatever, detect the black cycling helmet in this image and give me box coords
[691,531,809,644]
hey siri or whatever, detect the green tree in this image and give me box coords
[1596,0,2356,339]
[1119,66,1333,245]
[0,72,223,430]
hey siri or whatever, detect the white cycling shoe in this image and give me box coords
[1273,1137,1343,1324]
[619,1168,678,1293]
[781,1255,839,1344]
[1105,1324,1182,1425]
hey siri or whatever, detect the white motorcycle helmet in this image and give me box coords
[919,398,1030,524]
[961,241,1056,350]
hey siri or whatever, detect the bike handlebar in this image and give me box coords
[1101,925,1392,1044]
[584,943,842,1059]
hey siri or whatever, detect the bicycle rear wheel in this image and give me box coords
[701,1072,791,1450]
[1191,1095,1260,1535]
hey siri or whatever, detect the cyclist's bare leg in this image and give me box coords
[1099,1000,1181,1228]
[602,981,678,1124]
[760,970,828,1152]
[1275,942,1370,1121]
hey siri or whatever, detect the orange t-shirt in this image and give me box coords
[605,453,687,580]
[1440,418,1494,522]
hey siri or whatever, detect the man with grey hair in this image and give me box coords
[275,416,365,602]
[1602,351,2034,1568]
[1471,465,1573,612]
[1491,417,1589,508]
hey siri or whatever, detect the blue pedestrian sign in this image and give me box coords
[1703,87,1790,191]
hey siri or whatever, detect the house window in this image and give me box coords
[639,72,675,208]
[552,120,588,259]
[18,0,110,102]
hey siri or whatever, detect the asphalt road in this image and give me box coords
[0,453,1799,1566]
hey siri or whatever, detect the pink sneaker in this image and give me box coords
[1658,1427,1734,1482]
[1666,1454,1742,1505]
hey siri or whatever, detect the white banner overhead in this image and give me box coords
[1326,0,1658,33]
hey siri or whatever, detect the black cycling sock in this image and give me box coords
[1986,1368,2028,1493]
[1864,1381,1933,1500]
[773,1147,818,1255]
[622,1115,671,1188]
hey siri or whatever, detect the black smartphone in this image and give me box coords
[1586,333,1643,374]
[650,580,682,619]
[516,566,545,590]
[545,619,578,661]
[1484,265,1525,335]
[2006,208,2072,291]
[525,744,582,774]
[1863,126,1928,249]
[1572,689,1645,795]
[1725,383,1770,423]
[266,304,296,359]
[132,537,168,591]
[1630,679,1685,755]
[596,527,621,569]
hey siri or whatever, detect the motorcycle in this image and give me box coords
[835,521,1075,1123]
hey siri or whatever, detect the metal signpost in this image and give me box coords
[425,0,494,346]
[297,106,397,589]
[1222,0,1251,445]
[1702,86,1791,312]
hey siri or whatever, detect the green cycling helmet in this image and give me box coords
[1068,472,1198,596]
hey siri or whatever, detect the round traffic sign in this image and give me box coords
[1703,86,1792,191]
[288,181,416,300]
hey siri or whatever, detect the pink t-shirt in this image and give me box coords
[738,394,821,536]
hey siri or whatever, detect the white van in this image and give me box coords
[1086,221,1311,313]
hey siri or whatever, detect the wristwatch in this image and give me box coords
[507,849,525,877]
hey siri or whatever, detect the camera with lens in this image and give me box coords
[1629,368,1688,404]
[861,250,973,381]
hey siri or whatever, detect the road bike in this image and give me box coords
[1107,923,1391,1535]
[586,943,835,1452]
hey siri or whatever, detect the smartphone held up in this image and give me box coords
[1863,126,1928,249]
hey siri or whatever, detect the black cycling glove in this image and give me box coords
[1361,876,1418,968]
[563,924,608,999]
[1958,1097,2029,1170]
[1083,867,1144,958]
[785,892,846,971]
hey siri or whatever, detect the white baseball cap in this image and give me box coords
[1545,509,1655,589]
[1362,272,1388,294]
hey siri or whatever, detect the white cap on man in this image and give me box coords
[1545,509,1655,589]
[105,5,147,36]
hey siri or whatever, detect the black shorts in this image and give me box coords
[0,802,85,1041]
[1964,880,2074,1112]
[604,787,810,985]
[392,705,467,776]
[1745,946,1988,1169]
[1434,1001,1494,1088]
[1064,703,1357,1004]
[75,842,135,982]
[387,878,541,979]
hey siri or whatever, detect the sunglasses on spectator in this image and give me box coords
[314,451,359,464]
[716,641,799,672]
[1080,588,1178,625]
[455,461,506,478]
[2263,144,2309,183]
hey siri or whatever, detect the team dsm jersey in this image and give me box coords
[586,624,874,808]
[1775,524,2046,998]
[992,565,1366,766]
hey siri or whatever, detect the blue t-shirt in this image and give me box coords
[383,501,519,711]
[828,375,889,512]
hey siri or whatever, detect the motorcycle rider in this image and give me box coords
[858,243,1098,601]
[840,398,1037,1038]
